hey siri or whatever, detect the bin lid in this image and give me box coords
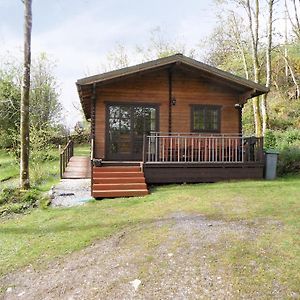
[265,149,280,154]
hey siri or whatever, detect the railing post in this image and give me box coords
[241,136,244,163]
[59,145,62,179]
[142,134,146,163]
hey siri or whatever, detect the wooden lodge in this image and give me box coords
[76,54,269,198]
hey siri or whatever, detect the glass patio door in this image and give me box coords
[106,103,158,160]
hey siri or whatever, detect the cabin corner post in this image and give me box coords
[90,83,96,196]
[91,83,96,158]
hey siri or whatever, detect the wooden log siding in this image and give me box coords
[94,67,241,159]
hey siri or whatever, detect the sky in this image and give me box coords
[0,0,218,128]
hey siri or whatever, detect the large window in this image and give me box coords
[191,105,221,133]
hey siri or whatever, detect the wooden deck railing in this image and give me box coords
[144,133,264,164]
[59,140,74,178]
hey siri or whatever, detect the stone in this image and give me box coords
[130,279,141,291]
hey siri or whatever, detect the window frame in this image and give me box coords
[190,104,221,133]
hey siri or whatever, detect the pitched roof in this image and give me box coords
[76,53,269,119]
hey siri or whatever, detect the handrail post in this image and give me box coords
[142,134,146,163]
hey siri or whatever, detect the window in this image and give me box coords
[191,105,221,132]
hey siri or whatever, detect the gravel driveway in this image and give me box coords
[50,179,92,207]
[0,212,275,300]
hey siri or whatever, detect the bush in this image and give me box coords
[0,188,40,216]
[265,129,300,176]
[277,146,300,176]
[264,130,277,149]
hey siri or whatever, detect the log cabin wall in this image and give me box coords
[171,68,240,134]
[94,69,169,158]
[94,67,240,159]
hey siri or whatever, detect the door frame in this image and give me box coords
[105,101,160,161]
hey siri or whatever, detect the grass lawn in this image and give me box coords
[0,144,90,190]
[0,175,299,296]
[0,150,19,182]
[74,143,90,156]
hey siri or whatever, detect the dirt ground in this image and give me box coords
[0,212,286,300]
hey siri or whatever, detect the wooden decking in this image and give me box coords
[62,156,91,179]
[92,166,148,198]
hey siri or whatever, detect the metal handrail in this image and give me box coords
[145,133,264,164]
[149,132,243,137]
[59,140,74,178]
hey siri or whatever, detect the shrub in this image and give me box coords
[264,129,300,176]
[277,146,300,176]
[264,130,277,149]
[0,188,40,216]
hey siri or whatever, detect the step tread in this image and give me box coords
[93,167,141,172]
[93,178,146,184]
[93,190,148,198]
[93,189,148,192]
[93,171,144,176]
[93,183,147,190]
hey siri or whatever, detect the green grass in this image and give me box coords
[0,143,90,190]
[0,175,299,295]
[74,144,90,156]
[0,150,18,182]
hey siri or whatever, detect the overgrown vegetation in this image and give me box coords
[264,129,300,175]
[0,176,299,296]
[0,188,40,215]
[0,144,89,216]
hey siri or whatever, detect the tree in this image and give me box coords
[206,0,282,136]
[20,0,32,190]
[136,27,195,62]
[102,27,196,72]
[261,0,277,135]
[30,53,62,128]
[285,0,300,40]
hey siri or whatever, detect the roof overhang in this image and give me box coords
[76,54,269,119]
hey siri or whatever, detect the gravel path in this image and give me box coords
[50,179,92,207]
[0,212,281,300]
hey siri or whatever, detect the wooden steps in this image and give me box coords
[62,156,91,179]
[92,166,148,198]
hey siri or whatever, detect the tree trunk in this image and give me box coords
[246,0,263,137]
[262,0,275,136]
[283,55,300,98]
[20,0,32,190]
[231,12,250,79]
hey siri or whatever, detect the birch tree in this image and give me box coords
[243,0,263,137]
[261,0,277,135]
[286,0,300,40]
[20,0,32,189]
